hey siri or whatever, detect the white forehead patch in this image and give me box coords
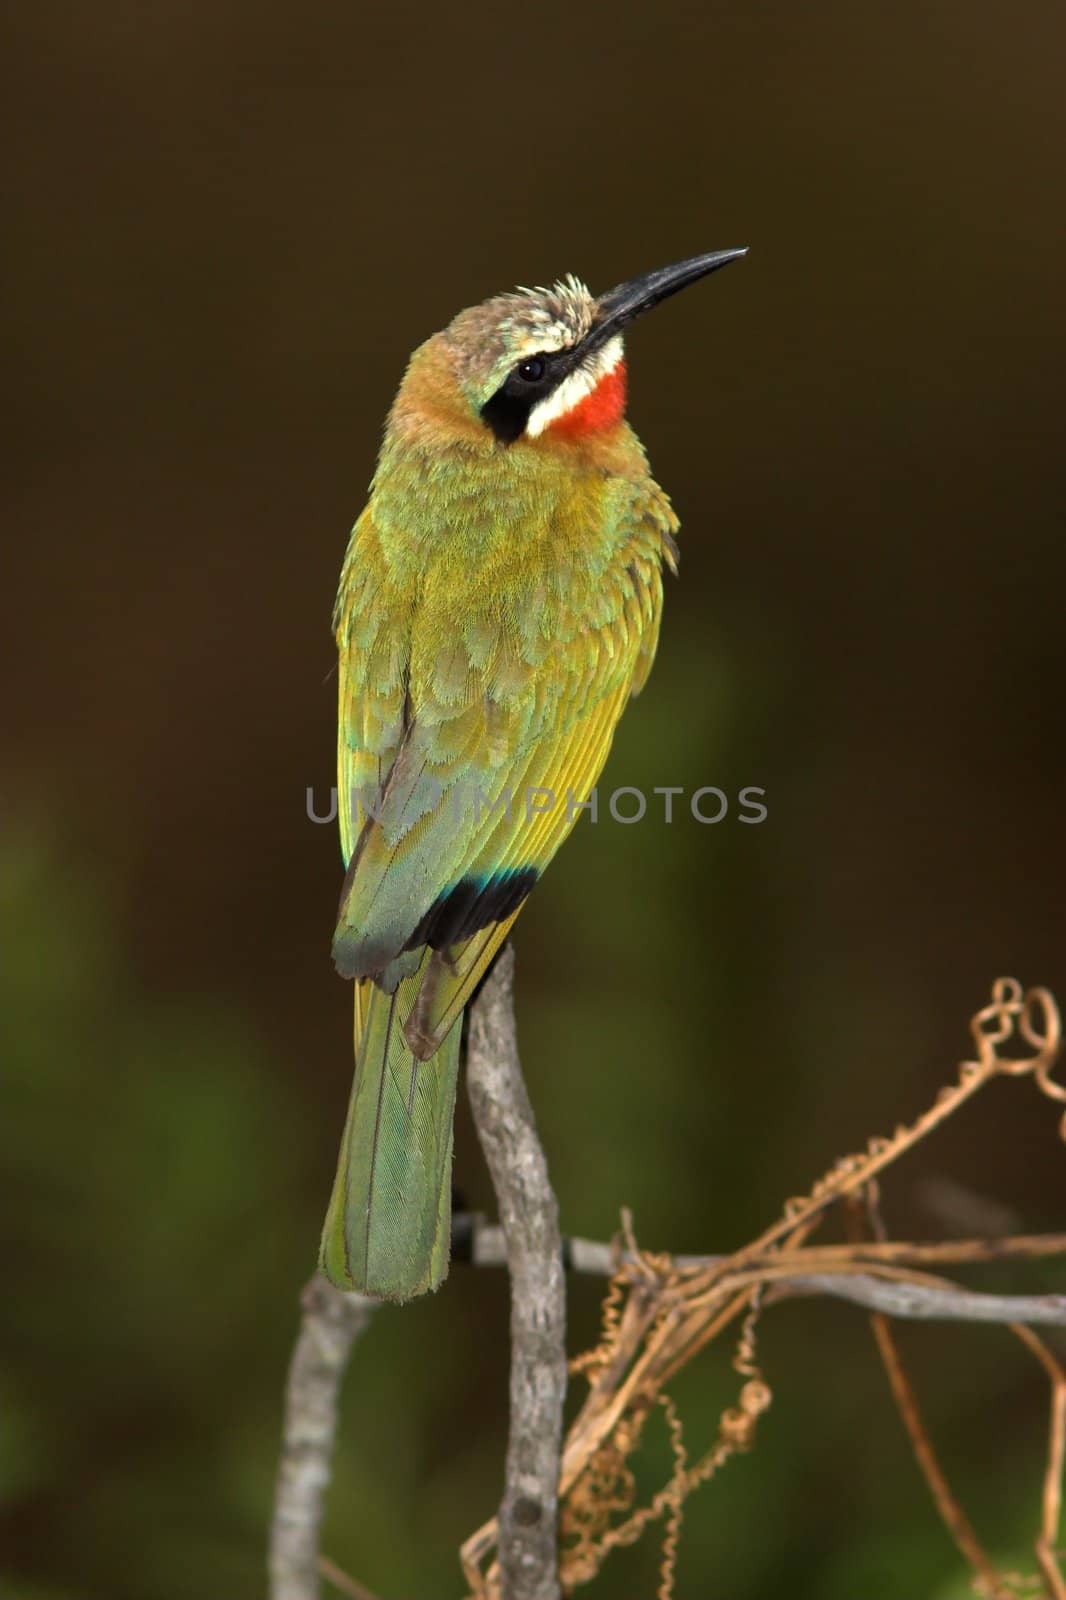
[511,274,595,355]
[510,321,574,359]
[526,336,624,438]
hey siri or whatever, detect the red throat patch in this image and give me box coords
[547,360,628,439]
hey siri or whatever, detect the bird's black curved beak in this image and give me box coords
[584,248,748,358]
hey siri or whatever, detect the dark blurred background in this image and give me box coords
[3,3,1065,1596]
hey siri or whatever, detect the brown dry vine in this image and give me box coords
[460,976,1066,1599]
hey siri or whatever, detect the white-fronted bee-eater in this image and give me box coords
[321,249,747,1300]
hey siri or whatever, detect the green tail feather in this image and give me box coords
[319,970,461,1301]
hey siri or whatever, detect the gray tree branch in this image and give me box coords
[269,1275,376,1600]
[465,946,567,1600]
[768,1274,1066,1325]
[459,1217,1066,1326]
[271,968,1065,1599]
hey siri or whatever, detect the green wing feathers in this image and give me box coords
[319,450,678,1300]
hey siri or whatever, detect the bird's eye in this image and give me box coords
[517,357,546,383]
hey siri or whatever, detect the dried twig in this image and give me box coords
[458,977,1065,1598]
[766,1272,1066,1324]
[872,1306,1011,1593]
[1015,1326,1066,1599]
[272,974,1064,1600]
[456,1215,1066,1325]
[464,946,568,1600]
[317,1555,384,1600]
[457,1217,1066,1274]
[848,1189,1017,1600]
[270,1276,376,1600]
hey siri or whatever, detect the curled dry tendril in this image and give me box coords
[460,979,1066,1599]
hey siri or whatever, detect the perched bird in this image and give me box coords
[320,250,746,1300]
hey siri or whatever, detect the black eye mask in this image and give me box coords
[479,347,578,444]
